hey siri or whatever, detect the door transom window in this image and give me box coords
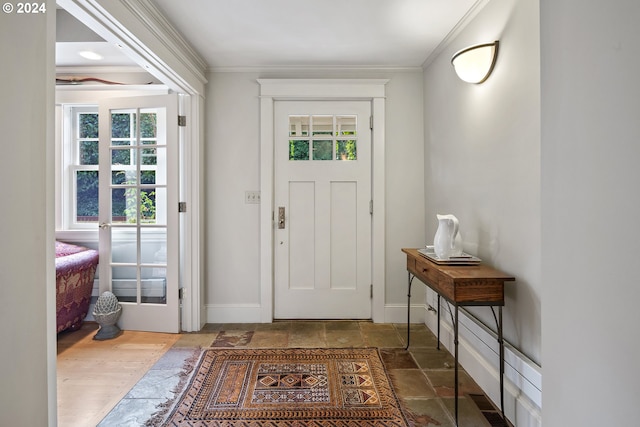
[288,115,357,161]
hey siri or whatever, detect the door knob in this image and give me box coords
[278,207,285,229]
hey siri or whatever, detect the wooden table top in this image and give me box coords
[402,248,515,280]
[402,248,515,305]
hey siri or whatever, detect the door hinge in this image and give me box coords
[178,202,187,213]
[369,200,373,215]
[178,115,187,127]
[179,288,184,299]
[370,284,373,299]
[369,116,373,130]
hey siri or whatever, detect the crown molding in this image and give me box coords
[58,0,207,94]
[210,65,424,74]
[422,0,492,70]
[120,0,208,80]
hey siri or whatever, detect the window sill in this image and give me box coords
[56,228,168,244]
[56,229,98,243]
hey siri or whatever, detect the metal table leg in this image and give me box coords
[405,273,414,350]
[437,294,441,350]
[490,306,506,423]
[499,306,505,421]
[454,304,459,426]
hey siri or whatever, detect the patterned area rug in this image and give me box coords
[162,348,410,426]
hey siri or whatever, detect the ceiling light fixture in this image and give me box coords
[451,40,499,84]
[78,50,103,61]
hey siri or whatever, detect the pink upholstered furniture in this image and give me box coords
[55,241,99,333]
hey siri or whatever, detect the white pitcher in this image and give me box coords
[433,214,463,259]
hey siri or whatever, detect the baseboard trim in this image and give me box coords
[207,303,427,325]
[384,299,542,426]
[205,304,263,323]
[422,303,542,427]
[384,303,427,324]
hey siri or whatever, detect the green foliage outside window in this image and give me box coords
[76,171,99,220]
[75,111,158,222]
[290,140,309,160]
[140,113,157,138]
[114,170,157,223]
[123,187,156,224]
[313,140,333,160]
[79,113,98,139]
[336,140,357,160]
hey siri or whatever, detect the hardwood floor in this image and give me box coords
[57,322,179,427]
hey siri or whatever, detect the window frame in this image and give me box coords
[288,114,358,161]
[60,104,163,230]
[62,105,100,230]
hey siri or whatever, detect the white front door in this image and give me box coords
[274,101,372,319]
[98,94,180,333]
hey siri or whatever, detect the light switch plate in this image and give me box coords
[245,191,261,204]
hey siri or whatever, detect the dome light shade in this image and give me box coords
[451,41,499,84]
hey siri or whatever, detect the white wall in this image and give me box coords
[541,1,640,426]
[0,2,55,425]
[205,70,426,320]
[423,0,541,362]
[207,73,261,308]
[423,0,541,424]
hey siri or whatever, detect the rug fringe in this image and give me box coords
[144,347,202,427]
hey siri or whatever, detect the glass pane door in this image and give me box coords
[99,95,179,333]
[109,107,168,304]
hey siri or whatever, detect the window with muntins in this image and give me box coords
[62,105,99,228]
[62,106,160,229]
[288,115,357,161]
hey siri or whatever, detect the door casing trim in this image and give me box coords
[57,0,208,332]
[258,79,388,322]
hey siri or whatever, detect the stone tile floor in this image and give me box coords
[99,321,506,426]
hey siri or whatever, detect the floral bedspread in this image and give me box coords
[55,241,99,333]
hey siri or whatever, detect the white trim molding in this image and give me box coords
[421,297,542,427]
[258,78,388,99]
[57,0,207,94]
[257,79,388,323]
[421,0,492,69]
[206,304,263,324]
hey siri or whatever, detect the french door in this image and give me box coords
[98,94,179,333]
[274,100,372,319]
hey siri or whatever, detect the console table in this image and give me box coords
[401,248,515,426]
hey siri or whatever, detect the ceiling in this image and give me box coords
[56,8,137,68]
[57,0,481,70]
